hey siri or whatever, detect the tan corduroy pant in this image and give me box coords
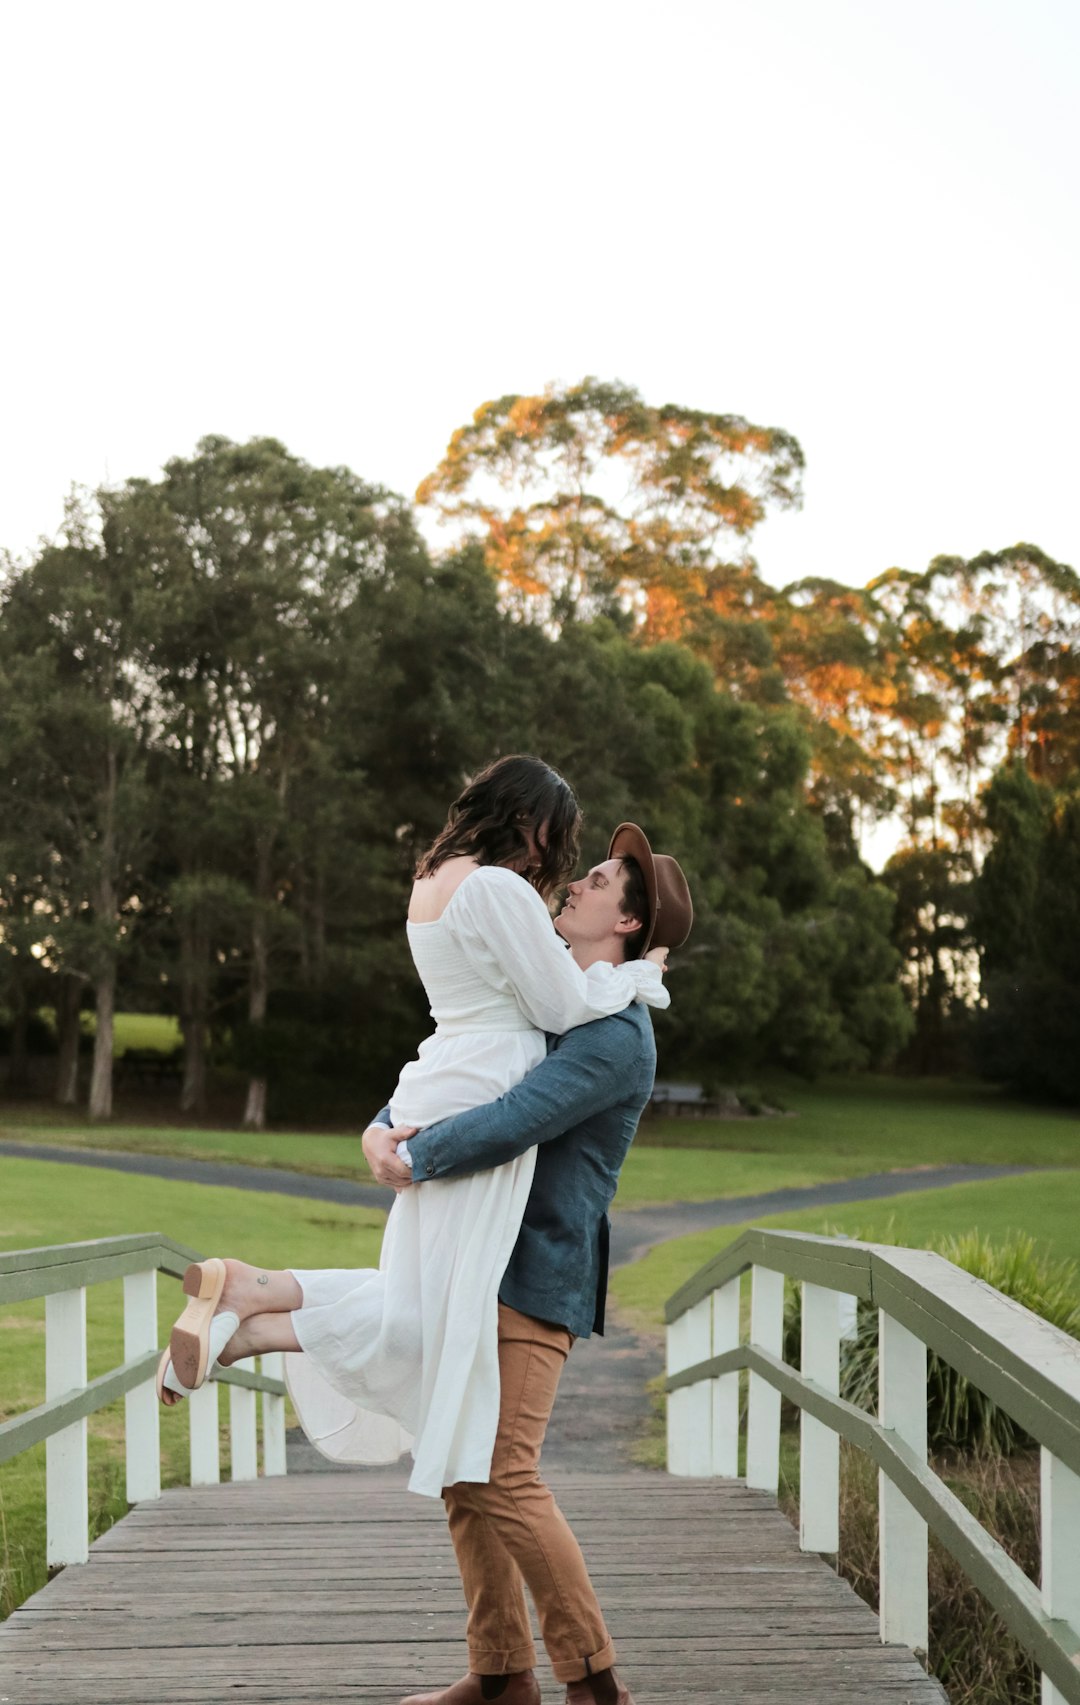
[442,1303,617,1685]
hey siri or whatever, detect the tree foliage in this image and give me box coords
[4,386,1080,1116]
[417,377,803,631]
[973,766,1080,1102]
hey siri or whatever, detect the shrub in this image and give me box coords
[816,1443,1040,1705]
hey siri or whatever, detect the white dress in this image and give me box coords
[284,865,668,1497]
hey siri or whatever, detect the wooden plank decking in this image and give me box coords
[0,1471,945,1704]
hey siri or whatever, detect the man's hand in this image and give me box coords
[361,1122,418,1190]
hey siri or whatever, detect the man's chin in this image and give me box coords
[554,912,573,943]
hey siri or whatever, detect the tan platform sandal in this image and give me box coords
[168,1258,228,1390]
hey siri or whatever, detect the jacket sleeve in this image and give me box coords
[405,1013,644,1181]
[446,866,669,1033]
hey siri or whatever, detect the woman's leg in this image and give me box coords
[218,1259,302,1321]
[217,1309,301,1364]
[160,1261,302,1403]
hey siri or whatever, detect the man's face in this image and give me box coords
[554,857,643,948]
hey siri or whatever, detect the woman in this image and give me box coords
[158,755,668,1496]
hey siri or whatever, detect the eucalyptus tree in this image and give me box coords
[417,377,803,634]
[767,576,901,841]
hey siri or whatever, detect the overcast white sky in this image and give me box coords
[2,0,1078,598]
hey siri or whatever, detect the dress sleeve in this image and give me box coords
[444,866,670,1035]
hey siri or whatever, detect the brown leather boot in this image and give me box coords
[400,1672,541,1705]
[564,1670,635,1705]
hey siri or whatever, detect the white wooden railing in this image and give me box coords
[0,1234,287,1568]
[664,1227,1080,1705]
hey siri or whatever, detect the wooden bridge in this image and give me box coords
[2,1229,1079,1703]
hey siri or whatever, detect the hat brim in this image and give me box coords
[607,822,659,953]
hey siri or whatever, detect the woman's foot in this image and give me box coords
[165,1259,301,1391]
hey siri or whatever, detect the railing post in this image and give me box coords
[746,1265,783,1492]
[711,1277,740,1476]
[229,1380,258,1481]
[189,1378,220,1485]
[666,1295,712,1475]
[878,1310,928,1655]
[1041,1447,1080,1705]
[261,1352,287,1477]
[800,1281,840,1553]
[45,1287,89,1566]
[123,1270,160,1503]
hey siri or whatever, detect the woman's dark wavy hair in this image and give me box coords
[416,755,581,902]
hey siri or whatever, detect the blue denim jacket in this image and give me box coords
[379,1004,656,1339]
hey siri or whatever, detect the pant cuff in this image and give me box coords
[552,1639,618,1685]
[467,1640,538,1676]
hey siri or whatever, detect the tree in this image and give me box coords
[768,577,900,839]
[882,844,975,1072]
[974,765,1080,1102]
[417,378,803,631]
[0,505,160,1118]
[107,436,437,1129]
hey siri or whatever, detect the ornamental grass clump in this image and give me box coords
[831,1443,1040,1705]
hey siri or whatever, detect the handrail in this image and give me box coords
[664,1227,1080,1705]
[2,1233,289,1572]
[0,1232,199,1296]
[666,1227,1080,1473]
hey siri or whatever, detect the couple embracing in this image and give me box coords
[157,755,693,1705]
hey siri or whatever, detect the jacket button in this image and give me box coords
[426,1163,435,1175]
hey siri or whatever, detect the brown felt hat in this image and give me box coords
[607,822,694,952]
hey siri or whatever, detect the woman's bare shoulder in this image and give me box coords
[408,857,483,924]
[408,860,537,925]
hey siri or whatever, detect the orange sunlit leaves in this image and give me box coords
[416,378,803,630]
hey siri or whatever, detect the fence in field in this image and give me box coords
[0,1234,286,1568]
[664,1226,1080,1705]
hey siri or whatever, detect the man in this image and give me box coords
[362,823,693,1705]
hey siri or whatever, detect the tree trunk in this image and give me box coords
[242,1072,267,1131]
[88,967,115,1121]
[7,982,30,1089]
[179,907,209,1116]
[241,900,269,1131]
[89,745,118,1122]
[54,973,82,1105]
[180,1017,208,1116]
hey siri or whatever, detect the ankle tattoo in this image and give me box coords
[257,1273,269,1286]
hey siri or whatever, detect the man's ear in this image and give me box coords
[613,912,644,936]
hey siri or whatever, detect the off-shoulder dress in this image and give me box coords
[284,865,668,1497]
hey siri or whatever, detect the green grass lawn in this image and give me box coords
[610,1167,1080,1329]
[108,1012,182,1053]
[34,1009,183,1055]
[3,1073,1078,1207]
[0,1156,385,1618]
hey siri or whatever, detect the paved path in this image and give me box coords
[606,1162,1037,1266]
[0,1139,393,1212]
[0,1139,1036,1253]
[0,1473,946,1703]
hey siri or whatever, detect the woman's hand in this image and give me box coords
[645,946,669,971]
